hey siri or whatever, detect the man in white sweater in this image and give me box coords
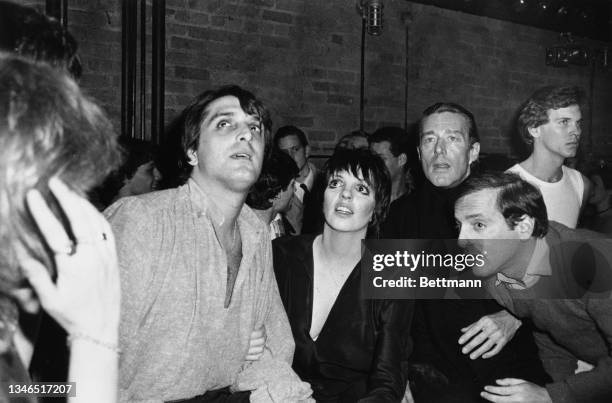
[507,86,590,228]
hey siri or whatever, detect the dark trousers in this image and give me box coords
[169,388,250,403]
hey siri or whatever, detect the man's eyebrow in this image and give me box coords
[553,116,581,122]
[203,110,235,125]
[245,114,262,124]
[462,213,487,220]
[443,129,465,135]
[421,129,464,136]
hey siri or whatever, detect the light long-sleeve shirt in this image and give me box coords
[105,179,294,402]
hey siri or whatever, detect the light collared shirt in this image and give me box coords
[270,213,286,239]
[294,161,317,203]
[105,179,294,402]
[495,237,551,289]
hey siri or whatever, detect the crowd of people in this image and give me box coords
[1,2,612,403]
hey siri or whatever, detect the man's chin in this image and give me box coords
[227,172,259,192]
[428,174,456,188]
[471,264,498,278]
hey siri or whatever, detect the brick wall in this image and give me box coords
[405,3,612,159]
[22,0,612,159]
[163,0,411,154]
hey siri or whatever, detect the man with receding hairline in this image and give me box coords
[383,102,548,403]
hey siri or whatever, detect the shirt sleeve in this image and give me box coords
[258,231,295,363]
[359,299,414,402]
[545,298,612,403]
[104,197,157,378]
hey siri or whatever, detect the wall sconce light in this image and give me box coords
[358,0,384,36]
[546,45,589,66]
[544,33,610,68]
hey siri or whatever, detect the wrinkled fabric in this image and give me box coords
[105,179,295,402]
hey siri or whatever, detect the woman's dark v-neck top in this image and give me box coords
[272,234,413,402]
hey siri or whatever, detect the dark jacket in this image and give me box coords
[381,180,550,402]
[273,234,414,402]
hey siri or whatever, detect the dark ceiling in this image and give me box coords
[407,0,612,42]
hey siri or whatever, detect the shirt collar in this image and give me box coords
[496,237,551,289]
[187,178,265,238]
[302,162,316,190]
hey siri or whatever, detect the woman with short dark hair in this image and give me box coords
[273,149,413,402]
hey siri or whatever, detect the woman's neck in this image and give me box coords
[318,225,366,265]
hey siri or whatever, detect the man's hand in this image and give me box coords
[458,310,521,359]
[245,326,266,361]
[481,378,552,402]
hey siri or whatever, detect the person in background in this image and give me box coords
[574,158,612,234]
[0,0,82,79]
[92,137,161,209]
[369,126,416,202]
[0,54,121,403]
[507,86,590,228]
[273,149,413,402]
[585,171,612,233]
[334,129,369,151]
[274,125,320,234]
[246,150,299,239]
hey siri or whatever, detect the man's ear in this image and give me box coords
[515,215,535,240]
[527,126,540,139]
[305,144,311,159]
[187,149,198,166]
[468,141,480,165]
[417,146,421,161]
[398,153,408,168]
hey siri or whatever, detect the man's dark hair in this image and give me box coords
[0,1,82,78]
[518,86,584,151]
[420,102,480,146]
[246,151,299,210]
[323,149,391,238]
[178,85,271,181]
[456,172,548,238]
[93,137,158,208]
[334,130,369,152]
[274,125,308,148]
[370,126,411,158]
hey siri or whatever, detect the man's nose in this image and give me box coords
[457,226,468,243]
[434,138,445,155]
[237,123,253,142]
